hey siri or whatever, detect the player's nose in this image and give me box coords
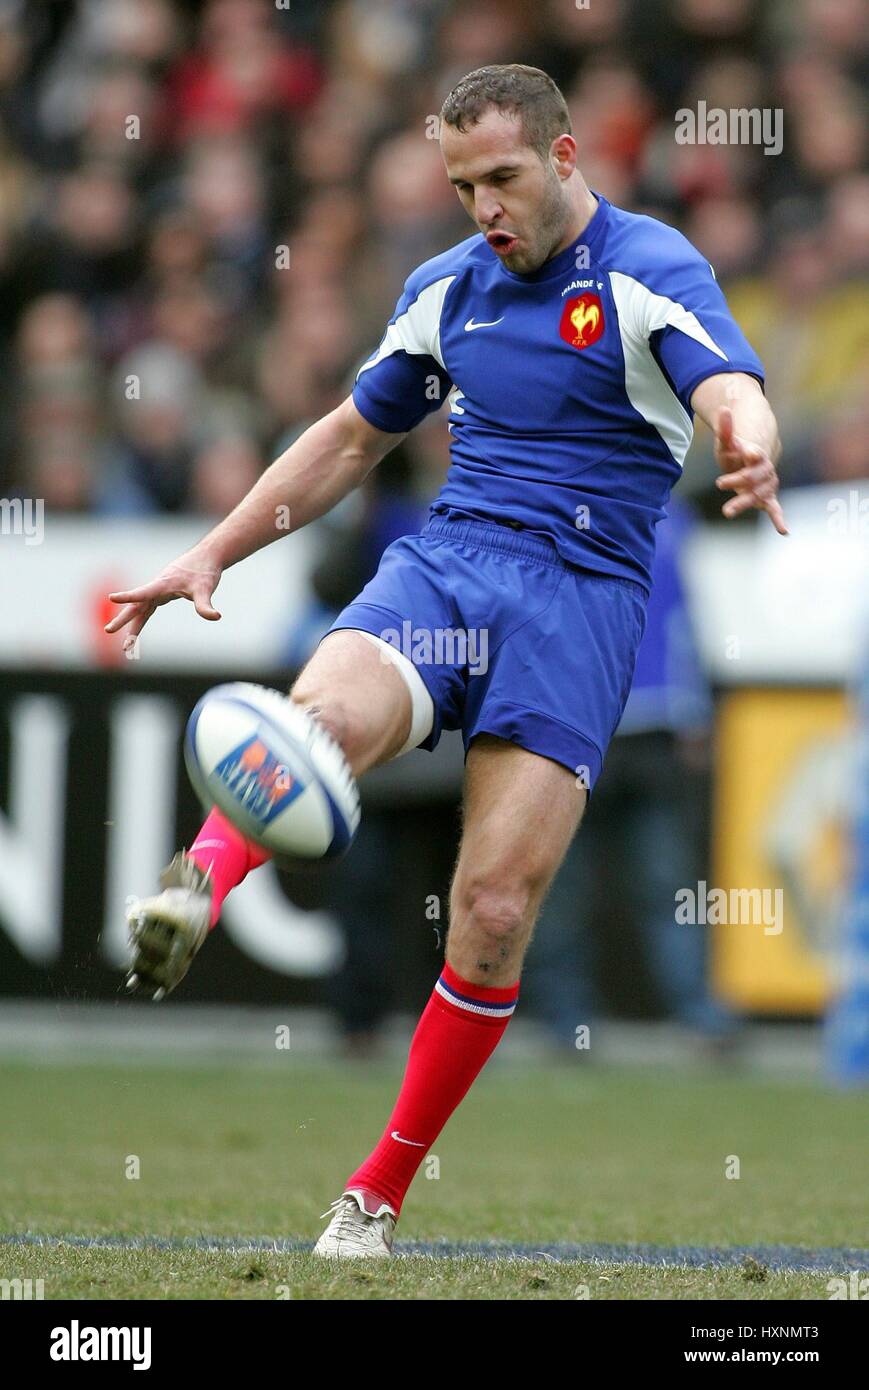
[475,190,503,226]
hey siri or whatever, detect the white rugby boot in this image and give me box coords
[313,1189,397,1259]
[125,851,213,1000]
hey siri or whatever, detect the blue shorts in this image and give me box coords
[326,515,648,788]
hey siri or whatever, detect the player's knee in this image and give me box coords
[447,880,533,980]
[454,879,533,947]
[288,686,364,763]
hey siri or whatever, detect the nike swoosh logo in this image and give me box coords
[464,317,504,332]
[390,1131,425,1147]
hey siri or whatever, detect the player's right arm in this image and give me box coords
[104,396,402,646]
[107,256,453,647]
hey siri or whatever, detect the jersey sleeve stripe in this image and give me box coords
[356,274,456,379]
[610,270,729,361]
[608,271,694,465]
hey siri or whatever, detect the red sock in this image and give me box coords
[345,962,519,1215]
[188,808,271,928]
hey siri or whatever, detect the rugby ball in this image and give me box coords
[184,682,360,864]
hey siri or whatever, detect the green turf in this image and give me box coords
[0,1247,843,1300]
[0,1056,866,1298]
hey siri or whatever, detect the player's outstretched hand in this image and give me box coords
[714,405,788,535]
[105,553,223,650]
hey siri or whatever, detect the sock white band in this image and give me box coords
[354,630,435,757]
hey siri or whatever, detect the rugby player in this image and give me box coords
[106,65,786,1258]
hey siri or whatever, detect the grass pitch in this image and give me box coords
[1,1055,866,1299]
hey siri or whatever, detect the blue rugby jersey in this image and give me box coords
[351,192,764,592]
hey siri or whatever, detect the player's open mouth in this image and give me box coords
[486,230,519,255]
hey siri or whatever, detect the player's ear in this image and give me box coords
[550,133,577,179]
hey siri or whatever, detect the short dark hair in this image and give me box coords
[440,64,572,160]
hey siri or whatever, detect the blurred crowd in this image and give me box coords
[0,0,866,520]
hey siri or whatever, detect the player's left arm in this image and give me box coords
[690,372,787,536]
